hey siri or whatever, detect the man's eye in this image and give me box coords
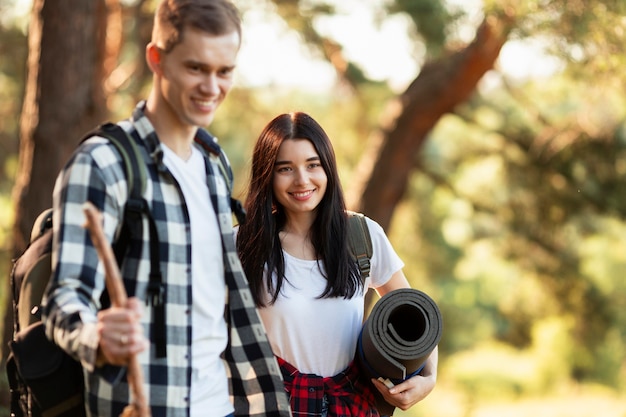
[220,68,234,77]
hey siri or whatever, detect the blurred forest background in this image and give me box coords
[1,0,625,416]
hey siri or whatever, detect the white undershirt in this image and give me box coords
[257,217,404,377]
[162,144,232,416]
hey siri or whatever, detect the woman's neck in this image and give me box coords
[280,215,316,260]
[279,229,316,260]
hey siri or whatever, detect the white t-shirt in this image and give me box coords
[162,144,233,417]
[258,217,404,377]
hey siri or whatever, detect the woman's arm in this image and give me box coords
[371,268,439,410]
[375,269,411,296]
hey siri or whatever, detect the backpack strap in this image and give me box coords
[194,128,247,225]
[347,211,373,280]
[82,123,167,358]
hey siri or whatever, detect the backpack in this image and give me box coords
[6,123,243,417]
[6,123,153,417]
[347,210,373,281]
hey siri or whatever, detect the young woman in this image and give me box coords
[236,112,438,416]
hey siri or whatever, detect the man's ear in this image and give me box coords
[146,43,162,74]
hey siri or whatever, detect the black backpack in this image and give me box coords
[6,123,156,417]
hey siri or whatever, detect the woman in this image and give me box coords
[236,112,438,416]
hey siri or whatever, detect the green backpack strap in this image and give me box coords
[99,123,147,197]
[347,211,373,280]
[83,123,167,358]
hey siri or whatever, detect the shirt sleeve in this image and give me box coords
[42,138,127,373]
[365,216,404,289]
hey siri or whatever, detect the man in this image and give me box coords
[42,1,291,416]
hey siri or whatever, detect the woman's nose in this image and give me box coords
[293,168,308,185]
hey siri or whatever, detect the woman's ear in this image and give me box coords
[146,43,162,74]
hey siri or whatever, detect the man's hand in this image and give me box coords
[96,297,148,366]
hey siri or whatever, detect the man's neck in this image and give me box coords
[145,93,197,160]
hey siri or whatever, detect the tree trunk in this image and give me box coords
[352,14,513,311]
[1,0,117,408]
[13,0,111,247]
[351,15,513,230]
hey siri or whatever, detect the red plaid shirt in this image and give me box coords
[277,357,380,417]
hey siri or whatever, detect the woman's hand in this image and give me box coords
[370,347,438,411]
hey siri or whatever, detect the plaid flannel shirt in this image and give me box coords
[277,357,379,417]
[43,102,291,417]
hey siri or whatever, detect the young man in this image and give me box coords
[42,1,290,416]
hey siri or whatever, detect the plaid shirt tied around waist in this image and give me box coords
[277,357,379,417]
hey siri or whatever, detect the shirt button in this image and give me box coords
[309,388,315,393]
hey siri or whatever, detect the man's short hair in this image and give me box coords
[152,0,242,53]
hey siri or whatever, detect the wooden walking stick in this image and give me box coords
[83,201,151,417]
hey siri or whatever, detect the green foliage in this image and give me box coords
[397,65,626,394]
[0,4,28,357]
[386,0,450,56]
[0,20,27,186]
[499,0,626,83]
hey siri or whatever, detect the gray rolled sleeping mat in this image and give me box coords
[356,288,443,416]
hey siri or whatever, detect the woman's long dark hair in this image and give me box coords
[237,112,363,307]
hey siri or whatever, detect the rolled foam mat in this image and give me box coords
[357,288,443,416]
